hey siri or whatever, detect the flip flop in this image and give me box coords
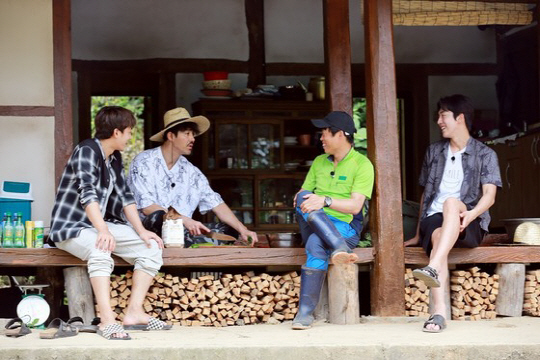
[4,318,31,338]
[124,317,172,331]
[97,323,131,340]
[66,316,98,333]
[412,266,441,288]
[39,318,78,339]
[422,314,446,333]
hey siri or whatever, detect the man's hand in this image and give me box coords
[95,229,116,252]
[459,210,477,232]
[139,229,164,250]
[183,217,211,236]
[239,229,259,247]
[299,193,325,213]
[404,234,420,247]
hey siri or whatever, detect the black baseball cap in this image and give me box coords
[311,111,356,135]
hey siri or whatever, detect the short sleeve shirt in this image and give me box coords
[127,147,223,219]
[301,148,374,223]
[419,137,502,231]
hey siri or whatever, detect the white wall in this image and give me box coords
[0,0,55,225]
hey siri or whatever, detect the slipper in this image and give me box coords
[4,318,31,338]
[331,250,358,265]
[422,314,446,333]
[97,323,131,340]
[39,318,78,339]
[66,316,98,333]
[412,266,441,288]
[124,317,172,331]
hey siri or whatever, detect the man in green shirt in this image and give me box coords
[291,111,374,330]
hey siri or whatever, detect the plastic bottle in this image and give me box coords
[14,213,26,248]
[0,213,4,248]
[3,212,14,248]
[33,221,44,248]
[25,221,34,248]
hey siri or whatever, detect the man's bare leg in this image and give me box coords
[91,276,128,339]
[123,269,155,326]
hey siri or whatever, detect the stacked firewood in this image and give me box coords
[523,270,540,316]
[99,270,300,326]
[450,267,498,320]
[404,268,430,317]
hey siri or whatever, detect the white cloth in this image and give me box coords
[127,147,223,219]
[427,146,465,216]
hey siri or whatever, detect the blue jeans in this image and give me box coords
[295,191,359,270]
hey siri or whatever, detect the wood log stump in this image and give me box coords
[64,267,95,324]
[313,274,328,321]
[328,264,359,324]
[496,263,525,317]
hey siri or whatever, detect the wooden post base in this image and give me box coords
[328,264,360,324]
[63,267,95,324]
[496,263,525,317]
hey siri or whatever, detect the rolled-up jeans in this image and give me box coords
[295,190,359,270]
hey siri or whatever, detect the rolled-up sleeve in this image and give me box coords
[481,149,503,188]
[73,146,100,208]
[194,170,223,214]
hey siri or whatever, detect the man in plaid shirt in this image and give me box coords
[50,106,168,339]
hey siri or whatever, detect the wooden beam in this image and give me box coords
[405,246,540,264]
[245,0,266,88]
[73,59,248,74]
[364,0,405,316]
[53,0,73,187]
[0,106,54,117]
[323,0,353,114]
[0,248,375,267]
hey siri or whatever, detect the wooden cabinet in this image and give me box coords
[489,132,540,229]
[192,99,329,231]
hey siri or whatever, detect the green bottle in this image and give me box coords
[14,213,25,248]
[3,212,14,248]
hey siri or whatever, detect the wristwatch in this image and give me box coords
[324,196,332,208]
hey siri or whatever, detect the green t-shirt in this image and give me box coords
[301,148,374,223]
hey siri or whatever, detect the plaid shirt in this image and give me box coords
[49,138,136,242]
[419,137,502,231]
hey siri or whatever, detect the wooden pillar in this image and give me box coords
[495,263,525,317]
[245,0,266,89]
[35,268,64,322]
[53,0,73,186]
[328,264,360,324]
[364,0,405,316]
[64,267,95,324]
[323,0,352,114]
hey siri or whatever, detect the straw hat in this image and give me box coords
[514,222,540,245]
[150,107,210,142]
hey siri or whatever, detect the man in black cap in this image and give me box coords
[291,111,374,330]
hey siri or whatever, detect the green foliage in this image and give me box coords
[91,96,145,173]
[352,98,368,155]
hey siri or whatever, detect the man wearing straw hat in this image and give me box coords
[128,107,257,245]
[405,94,502,332]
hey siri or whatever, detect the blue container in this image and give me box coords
[0,181,33,223]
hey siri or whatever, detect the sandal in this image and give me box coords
[412,266,441,287]
[66,316,98,333]
[4,318,31,338]
[39,318,78,339]
[422,314,446,333]
[124,317,172,331]
[97,323,131,340]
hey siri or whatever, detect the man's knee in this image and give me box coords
[295,190,312,209]
[442,197,463,213]
[87,253,115,277]
[134,245,163,276]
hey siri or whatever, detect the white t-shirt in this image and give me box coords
[427,146,466,216]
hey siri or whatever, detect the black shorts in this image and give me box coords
[419,213,486,256]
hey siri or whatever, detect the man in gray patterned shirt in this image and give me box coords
[405,94,502,333]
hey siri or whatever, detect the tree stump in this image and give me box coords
[63,267,95,324]
[328,264,359,324]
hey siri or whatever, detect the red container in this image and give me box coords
[204,71,229,81]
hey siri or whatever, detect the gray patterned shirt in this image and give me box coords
[419,137,502,231]
[127,147,223,220]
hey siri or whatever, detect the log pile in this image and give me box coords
[523,270,540,316]
[98,270,300,327]
[404,268,430,317]
[450,267,498,320]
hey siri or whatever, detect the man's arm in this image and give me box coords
[212,203,258,245]
[84,202,116,252]
[142,204,168,216]
[459,183,497,231]
[124,203,163,249]
[299,192,365,215]
[404,192,424,246]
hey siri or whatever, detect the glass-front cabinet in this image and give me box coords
[192,99,328,231]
